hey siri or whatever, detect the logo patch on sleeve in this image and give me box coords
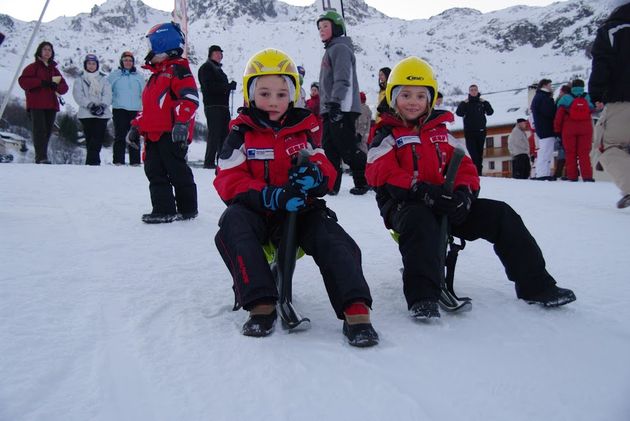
[246,148,275,160]
[395,135,421,148]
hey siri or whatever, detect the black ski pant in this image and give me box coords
[511,154,531,179]
[215,203,373,319]
[464,129,487,175]
[144,134,197,215]
[112,108,140,165]
[322,113,367,192]
[203,105,230,168]
[29,109,56,163]
[389,198,556,308]
[80,118,108,166]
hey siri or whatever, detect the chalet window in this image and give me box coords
[489,161,496,170]
[501,135,509,148]
[485,137,494,148]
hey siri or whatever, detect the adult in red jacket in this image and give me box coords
[214,49,378,347]
[18,41,69,163]
[366,57,575,320]
[127,22,199,224]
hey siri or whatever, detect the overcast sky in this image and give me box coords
[0,0,559,23]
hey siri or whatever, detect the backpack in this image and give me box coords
[568,94,591,121]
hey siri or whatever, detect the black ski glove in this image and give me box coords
[41,80,57,89]
[228,80,237,91]
[447,188,474,226]
[172,122,189,146]
[411,182,457,215]
[125,126,140,150]
[261,186,306,212]
[326,102,343,123]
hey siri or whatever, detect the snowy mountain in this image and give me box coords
[1,161,629,420]
[0,0,621,115]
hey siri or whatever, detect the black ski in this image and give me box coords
[274,151,311,330]
[438,148,472,313]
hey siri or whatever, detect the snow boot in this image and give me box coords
[410,299,441,320]
[141,213,178,224]
[343,302,378,347]
[0,154,14,163]
[176,211,198,221]
[349,185,370,195]
[242,305,277,338]
[617,194,630,209]
[524,285,576,308]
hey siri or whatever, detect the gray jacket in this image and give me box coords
[319,36,361,115]
[508,125,530,156]
[72,71,112,119]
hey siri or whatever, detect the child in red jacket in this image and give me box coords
[126,22,199,224]
[213,49,378,347]
[366,57,576,319]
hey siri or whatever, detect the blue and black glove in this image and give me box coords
[326,102,343,123]
[411,182,458,216]
[172,122,189,147]
[261,186,306,212]
[447,188,474,226]
[289,161,324,193]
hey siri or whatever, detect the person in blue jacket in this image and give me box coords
[108,51,145,165]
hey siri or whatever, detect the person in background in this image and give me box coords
[356,91,372,153]
[72,54,112,166]
[434,91,447,110]
[375,66,391,124]
[366,56,576,320]
[553,84,571,179]
[108,51,145,166]
[305,82,323,146]
[455,84,494,175]
[589,0,630,208]
[508,118,531,179]
[554,79,595,182]
[198,44,237,169]
[317,10,369,195]
[18,41,69,164]
[296,65,307,108]
[127,22,199,224]
[530,78,558,180]
[213,49,378,347]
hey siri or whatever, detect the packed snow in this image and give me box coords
[1,146,629,420]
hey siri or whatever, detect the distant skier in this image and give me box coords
[366,57,576,320]
[455,84,494,175]
[317,10,369,195]
[18,41,69,164]
[589,0,630,208]
[213,49,378,347]
[126,22,199,223]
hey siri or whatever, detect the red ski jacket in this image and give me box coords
[213,107,334,208]
[366,110,480,224]
[18,59,68,111]
[132,57,199,142]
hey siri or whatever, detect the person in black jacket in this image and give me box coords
[198,45,237,169]
[589,1,630,209]
[455,84,494,175]
[530,79,558,180]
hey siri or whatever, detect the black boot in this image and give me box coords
[523,285,576,307]
[349,185,370,195]
[176,211,198,221]
[343,321,379,347]
[141,213,178,224]
[410,299,440,319]
[242,308,277,337]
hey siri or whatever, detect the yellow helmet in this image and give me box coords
[242,48,300,105]
[386,56,439,109]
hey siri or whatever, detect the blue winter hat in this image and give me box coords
[146,22,185,55]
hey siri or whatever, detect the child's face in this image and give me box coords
[254,75,291,121]
[85,61,98,73]
[395,86,430,121]
[318,20,333,42]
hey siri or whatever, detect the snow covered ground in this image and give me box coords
[1,158,629,421]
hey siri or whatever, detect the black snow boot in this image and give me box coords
[176,211,198,221]
[343,322,379,347]
[524,285,576,307]
[141,213,178,224]
[410,299,441,320]
[349,185,370,195]
[242,307,277,338]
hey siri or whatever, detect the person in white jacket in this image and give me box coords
[73,54,112,165]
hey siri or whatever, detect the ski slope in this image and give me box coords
[1,158,629,421]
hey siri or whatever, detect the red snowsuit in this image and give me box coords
[554,97,594,181]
